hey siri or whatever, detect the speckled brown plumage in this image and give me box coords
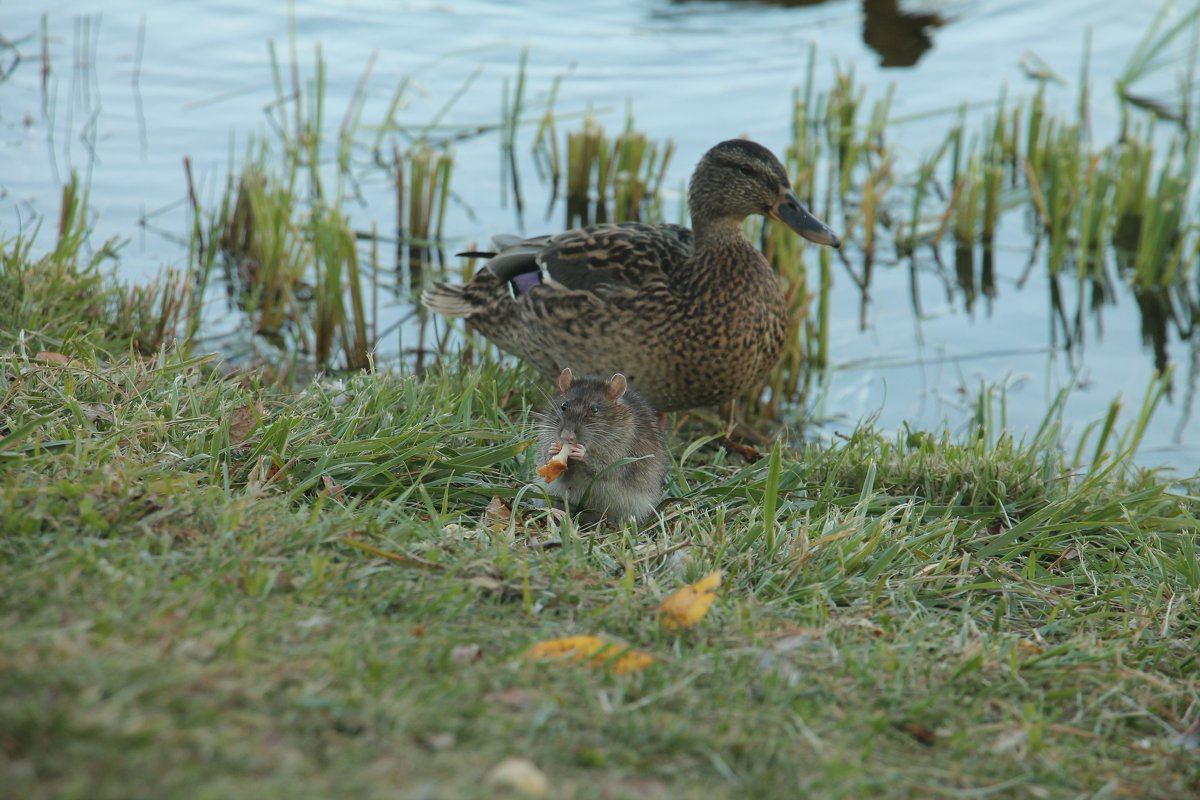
[422,139,840,411]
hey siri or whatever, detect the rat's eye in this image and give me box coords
[560,401,568,412]
[589,404,601,415]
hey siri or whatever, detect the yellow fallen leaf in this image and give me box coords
[659,569,723,629]
[526,634,606,660]
[525,635,654,674]
[608,650,656,675]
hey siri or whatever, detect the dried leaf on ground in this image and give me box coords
[35,351,72,365]
[484,686,547,710]
[451,643,483,664]
[80,402,111,424]
[897,721,938,746]
[227,402,264,444]
[320,474,344,502]
[770,626,825,651]
[525,635,654,674]
[659,569,723,629]
[466,574,504,592]
[419,731,456,751]
[721,437,763,462]
[613,777,670,798]
[484,687,545,710]
[1168,717,1200,751]
[485,756,548,797]
[485,495,512,526]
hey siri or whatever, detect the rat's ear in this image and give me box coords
[606,373,627,401]
[557,368,574,393]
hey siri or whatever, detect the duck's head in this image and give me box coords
[689,139,841,248]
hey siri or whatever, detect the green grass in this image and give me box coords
[3,229,1199,799]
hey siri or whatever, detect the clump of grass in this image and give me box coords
[310,206,371,371]
[211,147,378,372]
[944,144,998,313]
[500,49,529,218]
[397,143,455,273]
[609,115,674,223]
[186,30,430,375]
[1111,132,1195,289]
[565,115,612,227]
[0,175,186,358]
[561,113,673,228]
[217,162,306,345]
[531,73,566,211]
[984,93,1012,245]
[1116,0,1200,127]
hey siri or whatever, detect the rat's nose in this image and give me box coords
[559,430,577,444]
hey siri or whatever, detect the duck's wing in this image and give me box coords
[485,223,692,298]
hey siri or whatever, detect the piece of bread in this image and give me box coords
[536,445,571,483]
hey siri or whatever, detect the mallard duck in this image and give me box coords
[421,138,840,411]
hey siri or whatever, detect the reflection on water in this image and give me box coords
[862,0,945,67]
[1135,286,1173,375]
[863,192,1200,440]
[677,0,946,68]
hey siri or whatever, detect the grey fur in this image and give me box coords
[534,369,668,524]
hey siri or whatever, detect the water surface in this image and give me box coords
[3,0,1196,469]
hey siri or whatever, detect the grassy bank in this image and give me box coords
[2,224,1199,798]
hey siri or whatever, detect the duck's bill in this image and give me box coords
[770,190,841,248]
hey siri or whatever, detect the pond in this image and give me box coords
[3,0,1197,471]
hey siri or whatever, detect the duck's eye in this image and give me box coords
[589,404,601,415]
[560,401,569,412]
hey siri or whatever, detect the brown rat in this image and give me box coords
[535,368,668,524]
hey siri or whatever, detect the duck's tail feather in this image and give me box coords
[454,234,523,261]
[491,233,524,250]
[421,283,476,318]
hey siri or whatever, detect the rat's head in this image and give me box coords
[551,368,632,449]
